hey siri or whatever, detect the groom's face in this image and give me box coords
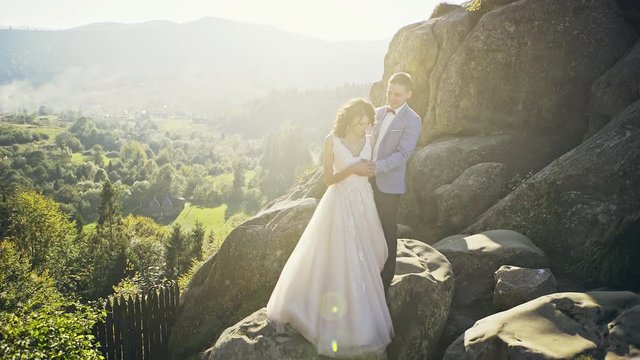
[386,83,412,110]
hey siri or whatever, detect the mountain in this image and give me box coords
[0,17,388,115]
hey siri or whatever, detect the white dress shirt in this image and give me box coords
[373,103,406,161]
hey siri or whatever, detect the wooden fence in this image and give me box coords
[93,282,180,360]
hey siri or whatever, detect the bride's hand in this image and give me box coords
[353,160,376,177]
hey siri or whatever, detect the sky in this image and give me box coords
[0,0,467,41]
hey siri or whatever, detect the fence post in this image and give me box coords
[112,297,123,360]
[149,290,160,359]
[132,294,142,360]
[105,300,115,360]
[142,292,151,360]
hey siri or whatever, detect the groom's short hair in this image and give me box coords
[388,72,413,92]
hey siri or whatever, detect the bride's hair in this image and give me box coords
[332,98,375,137]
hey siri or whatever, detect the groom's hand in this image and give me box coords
[354,160,376,177]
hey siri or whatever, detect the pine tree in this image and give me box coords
[165,223,184,279]
[97,180,121,245]
[191,221,206,260]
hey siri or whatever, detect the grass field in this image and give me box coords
[71,152,111,166]
[83,203,240,238]
[171,202,227,232]
[5,123,64,144]
[32,127,63,143]
[152,116,216,139]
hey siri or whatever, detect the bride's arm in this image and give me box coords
[323,135,369,186]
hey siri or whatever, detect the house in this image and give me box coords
[144,195,186,219]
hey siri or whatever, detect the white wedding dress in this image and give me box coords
[266,134,394,358]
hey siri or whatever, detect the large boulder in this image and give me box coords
[201,239,454,360]
[370,5,482,120]
[443,291,640,359]
[433,230,548,315]
[434,162,509,235]
[401,133,573,242]
[586,39,640,138]
[168,198,318,360]
[430,0,637,142]
[467,99,640,288]
[493,265,558,310]
[372,0,637,145]
[201,309,385,360]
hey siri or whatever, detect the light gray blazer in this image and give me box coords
[372,104,422,194]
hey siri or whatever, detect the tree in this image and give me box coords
[151,164,185,198]
[90,144,104,168]
[55,132,82,152]
[6,187,75,270]
[165,224,185,279]
[191,221,206,261]
[230,162,245,204]
[97,180,121,245]
[165,223,195,279]
[120,140,148,168]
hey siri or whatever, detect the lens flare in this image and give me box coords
[320,292,347,320]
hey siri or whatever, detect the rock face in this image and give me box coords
[400,133,573,242]
[467,99,640,287]
[433,230,548,314]
[434,162,508,235]
[586,39,640,138]
[370,0,638,247]
[430,0,636,142]
[372,0,637,145]
[493,265,558,310]
[200,240,454,360]
[444,291,640,360]
[168,198,318,360]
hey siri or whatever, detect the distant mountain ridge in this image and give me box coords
[0,17,388,115]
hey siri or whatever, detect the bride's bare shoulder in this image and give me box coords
[325,133,337,145]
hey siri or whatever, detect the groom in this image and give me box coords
[369,72,422,301]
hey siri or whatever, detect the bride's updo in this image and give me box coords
[332,98,375,137]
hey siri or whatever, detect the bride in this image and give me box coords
[266,98,394,358]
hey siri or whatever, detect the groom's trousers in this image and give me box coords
[371,178,400,300]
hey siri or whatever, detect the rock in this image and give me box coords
[369,20,441,118]
[430,0,637,143]
[433,312,476,360]
[201,309,375,360]
[443,291,640,359]
[586,39,640,138]
[608,304,640,358]
[387,240,454,360]
[264,168,327,205]
[433,230,548,313]
[467,99,640,288]
[370,5,480,128]
[396,224,415,239]
[615,0,640,34]
[434,163,508,235]
[493,265,558,310]
[168,198,318,360]
[429,3,463,19]
[201,239,454,360]
[400,133,573,242]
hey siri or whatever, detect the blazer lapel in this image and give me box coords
[377,105,407,150]
[373,108,386,146]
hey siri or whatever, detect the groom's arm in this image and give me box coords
[374,114,421,175]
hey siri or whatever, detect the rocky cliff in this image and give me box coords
[169,1,640,359]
